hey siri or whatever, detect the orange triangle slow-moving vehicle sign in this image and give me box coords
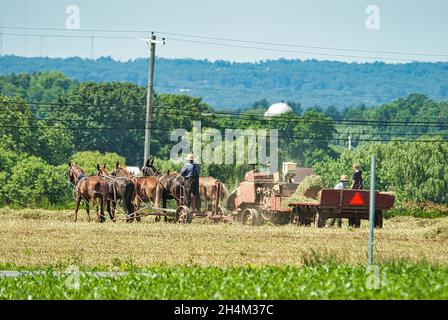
[350,192,365,206]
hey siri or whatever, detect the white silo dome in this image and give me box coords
[264,102,293,117]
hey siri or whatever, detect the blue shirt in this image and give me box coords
[334,182,347,190]
[181,162,200,179]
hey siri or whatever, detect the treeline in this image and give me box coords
[1,55,448,109]
[252,94,448,149]
[0,72,335,166]
[1,71,448,209]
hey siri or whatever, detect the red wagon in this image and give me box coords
[288,188,395,228]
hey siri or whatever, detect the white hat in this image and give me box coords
[185,153,195,161]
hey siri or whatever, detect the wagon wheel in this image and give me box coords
[260,210,273,222]
[291,208,300,225]
[217,206,228,216]
[314,209,325,228]
[175,206,192,224]
[374,210,383,228]
[242,208,260,226]
[213,206,228,223]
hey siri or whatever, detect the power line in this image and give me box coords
[0,123,446,143]
[1,32,134,39]
[3,26,448,58]
[2,99,448,127]
[0,31,445,63]
[2,107,448,137]
[165,37,421,63]
[153,84,448,100]
[2,115,447,137]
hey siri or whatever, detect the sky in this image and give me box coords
[0,0,447,62]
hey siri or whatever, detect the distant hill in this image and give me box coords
[0,55,447,109]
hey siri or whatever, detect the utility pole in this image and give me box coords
[368,154,376,265]
[348,135,352,150]
[139,33,165,165]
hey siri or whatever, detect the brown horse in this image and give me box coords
[111,161,158,220]
[141,158,184,221]
[95,163,136,222]
[199,177,230,209]
[67,163,109,222]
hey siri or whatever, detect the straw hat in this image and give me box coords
[340,175,350,182]
[185,153,195,161]
[353,163,361,170]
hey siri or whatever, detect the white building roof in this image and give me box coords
[264,102,293,117]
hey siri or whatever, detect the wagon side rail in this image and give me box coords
[288,188,395,211]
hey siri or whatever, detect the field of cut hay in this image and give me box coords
[0,208,447,268]
[0,208,447,299]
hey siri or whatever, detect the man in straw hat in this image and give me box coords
[335,174,350,190]
[328,174,350,227]
[180,153,201,210]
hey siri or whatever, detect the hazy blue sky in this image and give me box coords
[0,0,447,62]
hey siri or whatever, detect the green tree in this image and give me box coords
[3,156,70,207]
[53,82,146,165]
[274,110,336,166]
[0,71,75,115]
[0,144,20,206]
[70,151,126,174]
[314,136,448,204]
[37,125,74,165]
[0,96,39,154]
[0,96,74,165]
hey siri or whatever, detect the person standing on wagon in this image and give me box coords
[181,154,201,210]
[349,164,363,227]
[351,164,363,189]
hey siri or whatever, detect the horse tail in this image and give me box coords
[154,180,162,209]
[122,180,135,220]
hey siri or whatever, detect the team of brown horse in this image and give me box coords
[67,157,229,223]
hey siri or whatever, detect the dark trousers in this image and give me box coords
[184,177,201,210]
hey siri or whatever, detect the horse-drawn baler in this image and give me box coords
[226,163,299,225]
[226,162,395,228]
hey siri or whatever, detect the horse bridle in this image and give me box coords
[67,166,85,187]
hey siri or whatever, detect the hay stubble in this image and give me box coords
[0,208,447,268]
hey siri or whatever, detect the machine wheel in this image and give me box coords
[374,210,383,228]
[291,208,306,226]
[175,206,192,224]
[217,206,228,216]
[242,208,260,226]
[315,209,325,228]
